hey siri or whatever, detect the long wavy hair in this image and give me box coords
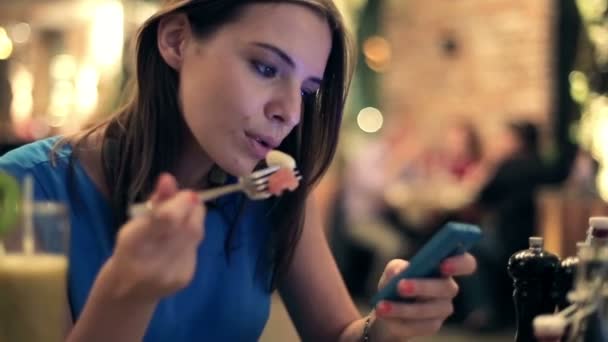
[68,0,354,289]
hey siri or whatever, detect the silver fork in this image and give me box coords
[128,166,301,217]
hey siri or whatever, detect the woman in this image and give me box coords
[0,1,476,341]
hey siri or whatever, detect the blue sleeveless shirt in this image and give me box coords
[0,138,273,341]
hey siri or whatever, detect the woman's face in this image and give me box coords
[168,3,332,176]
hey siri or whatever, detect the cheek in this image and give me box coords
[179,58,265,136]
[179,84,209,131]
[179,82,251,147]
[224,83,263,128]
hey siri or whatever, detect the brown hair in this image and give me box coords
[68,0,354,289]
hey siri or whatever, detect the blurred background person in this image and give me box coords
[437,119,484,185]
[454,119,578,332]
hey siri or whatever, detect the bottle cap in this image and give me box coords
[529,236,544,248]
[533,314,566,337]
[587,216,608,241]
[589,216,608,228]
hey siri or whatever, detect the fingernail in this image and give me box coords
[441,261,454,275]
[377,301,392,315]
[399,280,415,295]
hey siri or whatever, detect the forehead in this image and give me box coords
[214,3,333,77]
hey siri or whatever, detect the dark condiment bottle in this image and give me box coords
[508,237,560,342]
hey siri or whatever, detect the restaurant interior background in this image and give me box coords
[1,0,608,340]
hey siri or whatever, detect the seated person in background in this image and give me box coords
[439,119,484,185]
[331,119,485,300]
[455,119,577,331]
[380,119,485,246]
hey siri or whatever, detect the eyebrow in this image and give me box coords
[252,42,323,86]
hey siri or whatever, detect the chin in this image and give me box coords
[218,158,258,178]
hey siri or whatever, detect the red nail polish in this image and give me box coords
[377,301,392,315]
[400,280,415,295]
[441,262,454,275]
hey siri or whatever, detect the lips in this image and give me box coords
[245,132,280,159]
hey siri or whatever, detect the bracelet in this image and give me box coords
[361,315,372,341]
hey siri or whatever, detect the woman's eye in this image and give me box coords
[301,89,316,99]
[252,61,278,78]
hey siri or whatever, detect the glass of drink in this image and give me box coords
[0,200,70,342]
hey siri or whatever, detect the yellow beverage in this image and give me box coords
[0,254,68,342]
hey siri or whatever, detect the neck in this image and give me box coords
[81,124,215,193]
[171,132,214,190]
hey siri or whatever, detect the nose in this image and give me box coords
[264,85,302,128]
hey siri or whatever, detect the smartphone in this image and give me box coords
[370,221,482,306]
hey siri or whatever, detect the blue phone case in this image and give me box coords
[370,221,482,306]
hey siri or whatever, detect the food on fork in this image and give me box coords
[268,168,299,196]
[265,150,299,196]
[265,150,296,169]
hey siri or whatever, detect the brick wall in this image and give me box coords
[381,0,554,145]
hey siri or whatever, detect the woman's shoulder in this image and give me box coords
[0,137,70,177]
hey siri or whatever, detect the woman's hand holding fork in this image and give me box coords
[105,173,206,301]
[70,173,206,342]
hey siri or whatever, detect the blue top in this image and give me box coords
[0,138,273,341]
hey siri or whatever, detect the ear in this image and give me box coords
[157,13,191,70]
